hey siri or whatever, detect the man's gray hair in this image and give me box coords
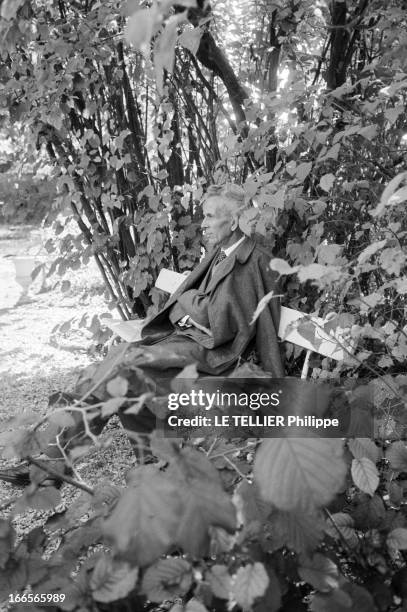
[204,183,247,215]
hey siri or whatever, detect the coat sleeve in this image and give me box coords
[174,289,211,327]
[177,286,245,349]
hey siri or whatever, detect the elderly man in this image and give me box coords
[0,184,285,486]
[134,183,285,377]
[71,183,285,435]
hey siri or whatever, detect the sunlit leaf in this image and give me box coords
[250,290,283,325]
[319,173,335,192]
[1,0,26,20]
[101,397,126,417]
[48,411,76,429]
[254,438,347,511]
[231,563,269,610]
[351,458,379,496]
[106,376,128,397]
[297,263,333,282]
[269,258,298,276]
[154,12,188,93]
[124,7,160,54]
[295,162,312,181]
[372,171,407,216]
[357,240,387,264]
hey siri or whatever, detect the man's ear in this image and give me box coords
[231,214,239,231]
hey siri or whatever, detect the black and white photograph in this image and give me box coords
[0,0,406,610]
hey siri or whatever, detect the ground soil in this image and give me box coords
[0,224,135,540]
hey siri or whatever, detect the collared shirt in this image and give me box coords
[211,235,246,277]
[222,235,246,258]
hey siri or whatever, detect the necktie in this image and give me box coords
[213,250,227,266]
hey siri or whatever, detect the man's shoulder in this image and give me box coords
[242,238,281,285]
[244,236,273,262]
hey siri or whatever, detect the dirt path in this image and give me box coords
[0,225,135,520]
[0,225,103,423]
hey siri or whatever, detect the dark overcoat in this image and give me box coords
[141,237,285,377]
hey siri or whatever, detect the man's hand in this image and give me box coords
[176,314,212,336]
[188,317,212,337]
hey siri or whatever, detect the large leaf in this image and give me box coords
[168,448,237,557]
[298,554,339,592]
[154,12,187,93]
[231,563,269,610]
[254,438,347,511]
[90,556,139,603]
[141,558,192,603]
[103,465,182,566]
[351,458,379,496]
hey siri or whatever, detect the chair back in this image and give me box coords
[279,306,354,361]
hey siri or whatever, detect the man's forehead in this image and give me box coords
[203,196,226,215]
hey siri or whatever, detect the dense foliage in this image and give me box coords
[0,0,407,610]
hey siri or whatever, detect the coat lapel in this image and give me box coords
[164,248,218,309]
[157,237,256,313]
[205,237,256,293]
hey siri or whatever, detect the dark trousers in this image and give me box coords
[46,333,225,459]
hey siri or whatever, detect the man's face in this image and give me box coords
[202,197,236,248]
